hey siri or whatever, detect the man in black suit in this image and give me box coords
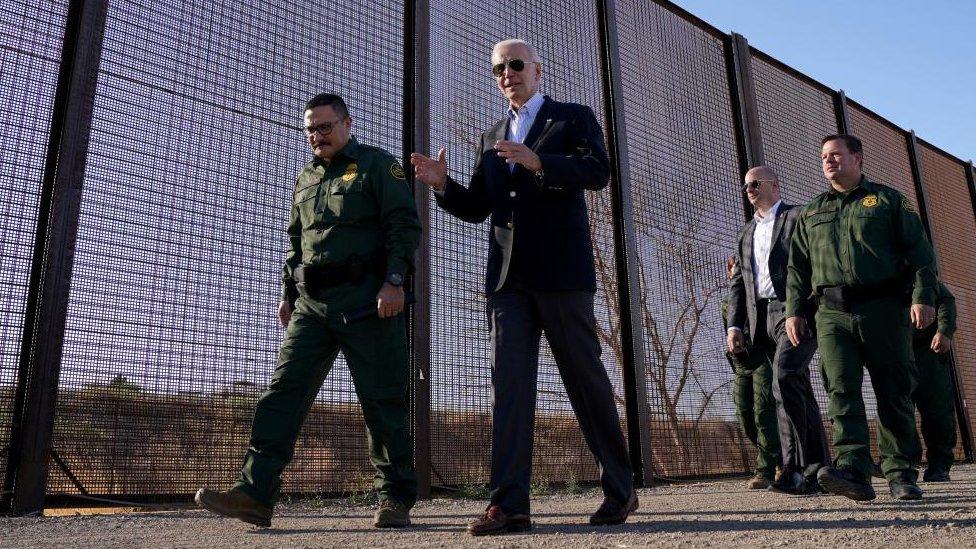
[728,166,829,494]
[411,38,636,535]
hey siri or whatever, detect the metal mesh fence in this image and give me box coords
[916,143,976,445]
[47,0,403,497]
[615,1,746,477]
[0,0,68,489]
[0,0,973,505]
[425,0,624,488]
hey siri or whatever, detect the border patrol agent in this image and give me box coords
[786,134,938,502]
[912,281,958,482]
[196,93,421,528]
[722,257,782,489]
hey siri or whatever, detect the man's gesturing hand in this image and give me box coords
[410,148,448,192]
[494,140,542,172]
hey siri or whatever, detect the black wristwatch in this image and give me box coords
[386,272,404,287]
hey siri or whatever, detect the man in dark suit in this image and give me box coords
[410,38,636,535]
[728,166,829,495]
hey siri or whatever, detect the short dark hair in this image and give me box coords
[820,134,862,155]
[305,93,349,119]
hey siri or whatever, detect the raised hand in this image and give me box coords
[409,148,448,191]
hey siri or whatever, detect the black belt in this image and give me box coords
[816,281,907,312]
[293,252,386,293]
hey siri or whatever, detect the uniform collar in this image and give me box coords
[828,174,873,198]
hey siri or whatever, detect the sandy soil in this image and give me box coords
[3,464,975,548]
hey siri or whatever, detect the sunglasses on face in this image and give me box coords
[302,118,345,137]
[492,59,531,77]
[741,179,774,191]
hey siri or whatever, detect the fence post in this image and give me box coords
[404,0,432,498]
[834,89,851,135]
[725,32,763,221]
[595,0,654,486]
[906,131,975,462]
[2,0,109,515]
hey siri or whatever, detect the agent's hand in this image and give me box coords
[725,257,737,281]
[727,329,746,354]
[494,140,542,172]
[277,300,292,328]
[376,283,405,319]
[786,316,808,347]
[911,304,935,330]
[410,148,447,191]
[931,332,952,354]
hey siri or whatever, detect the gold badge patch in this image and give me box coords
[861,195,878,208]
[390,163,406,180]
[341,163,358,182]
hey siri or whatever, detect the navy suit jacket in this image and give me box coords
[437,96,611,295]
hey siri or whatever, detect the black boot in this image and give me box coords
[817,466,876,501]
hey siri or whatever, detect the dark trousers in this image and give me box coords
[235,280,417,507]
[487,289,633,515]
[817,298,920,481]
[754,300,829,480]
[912,337,957,470]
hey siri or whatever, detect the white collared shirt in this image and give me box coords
[506,92,545,174]
[751,200,782,300]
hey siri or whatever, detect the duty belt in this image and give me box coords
[293,252,386,293]
[816,280,908,313]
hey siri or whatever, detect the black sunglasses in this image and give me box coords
[741,179,774,191]
[492,59,532,77]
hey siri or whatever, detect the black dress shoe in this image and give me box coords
[590,491,639,525]
[817,466,876,501]
[923,465,951,482]
[889,478,923,500]
[769,468,804,495]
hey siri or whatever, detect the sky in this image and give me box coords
[673,0,976,162]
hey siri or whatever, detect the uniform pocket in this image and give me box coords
[327,178,369,219]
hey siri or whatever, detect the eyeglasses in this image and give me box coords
[302,118,345,137]
[492,59,535,77]
[741,179,774,191]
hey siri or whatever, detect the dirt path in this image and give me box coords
[3,465,975,548]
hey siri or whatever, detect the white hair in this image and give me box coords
[492,39,541,63]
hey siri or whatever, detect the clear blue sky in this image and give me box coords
[673,0,975,162]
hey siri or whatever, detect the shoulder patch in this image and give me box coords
[902,196,916,213]
[390,163,406,180]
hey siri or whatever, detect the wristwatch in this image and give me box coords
[386,272,404,287]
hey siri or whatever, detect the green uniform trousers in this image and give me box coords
[912,337,957,470]
[732,358,781,479]
[235,278,417,507]
[816,297,920,481]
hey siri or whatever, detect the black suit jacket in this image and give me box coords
[728,203,802,338]
[436,96,610,295]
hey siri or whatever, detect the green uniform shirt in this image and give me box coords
[280,136,421,302]
[786,176,937,317]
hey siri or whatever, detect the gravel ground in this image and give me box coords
[3,464,975,548]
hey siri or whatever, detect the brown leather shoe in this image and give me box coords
[195,487,273,528]
[747,476,772,489]
[589,491,639,525]
[467,505,532,536]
